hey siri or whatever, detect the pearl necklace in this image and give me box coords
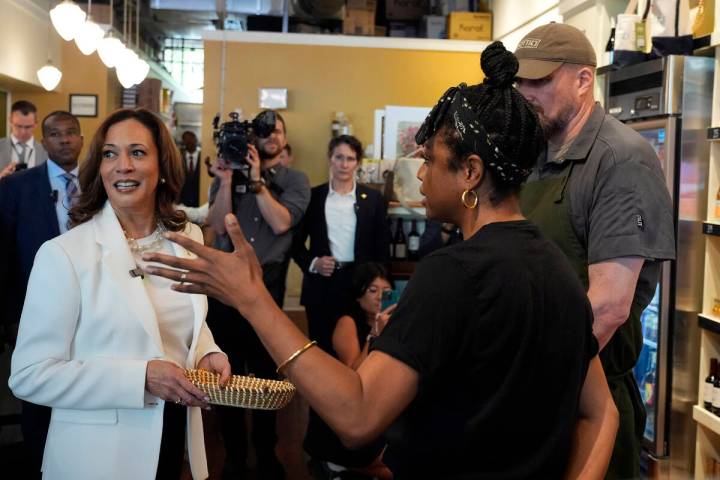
[124,225,165,254]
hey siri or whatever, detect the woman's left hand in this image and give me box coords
[374,304,397,336]
[197,352,231,387]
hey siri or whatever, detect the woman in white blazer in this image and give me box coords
[9,109,230,480]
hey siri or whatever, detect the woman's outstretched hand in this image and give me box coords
[142,214,273,317]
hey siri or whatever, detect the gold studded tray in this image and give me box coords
[185,369,295,410]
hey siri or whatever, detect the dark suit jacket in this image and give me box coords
[179,148,201,207]
[292,183,390,307]
[0,163,60,329]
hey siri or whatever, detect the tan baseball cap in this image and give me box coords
[514,22,597,80]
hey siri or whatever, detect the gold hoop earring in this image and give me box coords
[461,189,478,209]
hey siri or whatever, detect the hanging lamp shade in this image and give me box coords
[116,48,139,88]
[133,58,150,85]
[74,18,104,55]
[37,62,63,91]
[97,35,124,68]
[49,0,86,41]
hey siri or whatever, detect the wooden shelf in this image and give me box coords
[703,222,720,236]
[390,260,417,278]
[388,205,426,217]
[694,405,720,436]
[700,313,720,334]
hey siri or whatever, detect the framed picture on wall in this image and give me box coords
[69,94,98,117]
[382,105,431,161]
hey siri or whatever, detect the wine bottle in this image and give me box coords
[713,369,720,415]
[706,358,718,410]
[394,219,407,260]
[387,218,395,259]
[407,219,420,260]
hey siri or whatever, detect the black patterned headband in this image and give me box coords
[415,84,531,184]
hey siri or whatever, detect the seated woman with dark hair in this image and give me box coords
[305,263,395,480]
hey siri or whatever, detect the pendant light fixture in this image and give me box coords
[115,0,137,88]
[49,0,86,41]
[37,61,63,91]
[97,0,124,68]
[38,11,63,91]
[74,0,104,55]
[132,0,150,85]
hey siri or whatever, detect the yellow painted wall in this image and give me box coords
[12,41,120,161]
[202,39,485,298]
[201,41,486,192]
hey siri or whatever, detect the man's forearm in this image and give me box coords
[256,187,292,234]
[207,181,232,235]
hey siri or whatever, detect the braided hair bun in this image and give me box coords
[480,41,518,88]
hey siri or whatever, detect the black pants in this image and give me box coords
[206,261,288,479]
[20,400,51,479]
[156,401,187,480]
[304,266,355,353]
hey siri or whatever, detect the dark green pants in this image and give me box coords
[605,373,646,479]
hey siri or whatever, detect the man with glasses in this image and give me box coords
[0,110,82,478]
[0,101,49,179]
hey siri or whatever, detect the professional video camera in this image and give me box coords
[212,110,276,193]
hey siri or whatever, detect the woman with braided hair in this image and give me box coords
[144,41,618,479]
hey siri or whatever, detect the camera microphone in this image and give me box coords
[51,190,59,203]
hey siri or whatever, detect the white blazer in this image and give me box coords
[9,201,222,480]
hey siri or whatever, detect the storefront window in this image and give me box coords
[162,38,204,102]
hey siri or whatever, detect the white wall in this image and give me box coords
[0,0,62,89]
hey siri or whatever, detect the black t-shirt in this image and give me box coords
[371,220,598,479]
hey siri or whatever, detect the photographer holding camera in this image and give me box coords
[206,110,310,479]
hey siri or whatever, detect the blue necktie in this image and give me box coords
[62,173,78,209]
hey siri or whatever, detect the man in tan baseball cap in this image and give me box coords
[515,22,675,480]
[515,22,597,79]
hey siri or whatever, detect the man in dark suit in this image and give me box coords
[179,130,201,207]
[0,111,82,478]
[292,135,390,352]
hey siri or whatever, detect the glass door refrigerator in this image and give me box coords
[602,55,715,476]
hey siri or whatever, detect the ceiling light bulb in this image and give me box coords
[50,0,86,41]
[74,18,105,55]
[37,62,63,91]
[97,35,124,68]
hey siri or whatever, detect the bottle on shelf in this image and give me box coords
[387,218,395,259]
[715,185,720,219]
[713,298,720,316]
[706,358,718,410]
[712,368,720,415]
[407,219,420,260]
[394,219,407,260]
[331,112,342,139]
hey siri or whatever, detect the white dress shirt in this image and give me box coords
[10,135,37,167]
[185,150,199,172]
[325,181,357,262]
[47,159,80,234]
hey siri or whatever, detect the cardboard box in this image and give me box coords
[347,0,377,11]
[343,8,376,36]
[388,21,418,37]
[386,0,427,21]
[421,15,446,38]
[447,12,491,40]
